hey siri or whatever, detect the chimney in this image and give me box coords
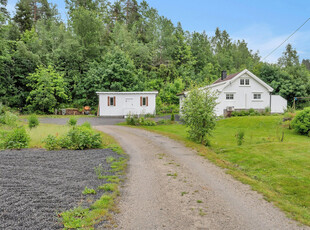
[221,70,227,80]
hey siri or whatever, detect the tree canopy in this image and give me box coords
[0,0,309,113]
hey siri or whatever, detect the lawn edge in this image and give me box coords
[59,130,127,229]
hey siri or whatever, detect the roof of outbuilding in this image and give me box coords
[212,72,241,84]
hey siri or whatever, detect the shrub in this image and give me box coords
[126,114,156,126]
[181,87,217,145]
[60,126,102,150]
[28,114,39,129]
[171,113,175,121]
[0,111,18,127]
[3,127,30,149]
[235,130,245,146]
[43,134,61,150]
[67,117,77,126]
[81,121,91,129]
[292,107,310,136]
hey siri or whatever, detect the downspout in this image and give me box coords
[270,92,272,112]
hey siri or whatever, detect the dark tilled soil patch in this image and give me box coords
[0,148,121,230]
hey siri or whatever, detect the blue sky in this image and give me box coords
[7,0,310,63]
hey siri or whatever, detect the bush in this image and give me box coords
[43,134,61,150]
[67,117,77,126]
[60,126,102,150]
[28,114,39,129]
[126,114,156,126]
[235,130,245,146]
[81,121,91,129]
[0,111,18,127]
[3,127,30,149]
[181,87,217,145]
[171,113,175,121]
[291,108,310,136]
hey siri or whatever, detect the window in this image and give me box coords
[226,94,234,100]
[253,93,261,100]
[140,96,148,106]
[108,96,116,106]
[240,79,250,85]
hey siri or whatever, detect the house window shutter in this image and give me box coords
[114,96,116,106]
[146,97,148,106]
[140,96,142,106]
[108,96,110,106]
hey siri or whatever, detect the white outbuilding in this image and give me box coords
[96,91,158,117]
[178,69,287,116]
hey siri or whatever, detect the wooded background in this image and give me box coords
[0,0,309,113]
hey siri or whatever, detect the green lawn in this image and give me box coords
[141,116,310,225]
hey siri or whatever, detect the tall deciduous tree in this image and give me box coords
[26,65,68,113]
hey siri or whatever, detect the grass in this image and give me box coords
[82,187,97,195]
[27,123,70,148]
[138,116,310,226]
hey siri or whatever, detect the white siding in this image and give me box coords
[97,92,157,116]
[271,95,287,113]
[213,73,271,116]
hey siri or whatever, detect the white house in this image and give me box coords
[178,69,287,116]
[96,91,158,117]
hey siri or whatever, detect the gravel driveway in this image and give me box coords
[95,126,310,230]
[0,149,121,230]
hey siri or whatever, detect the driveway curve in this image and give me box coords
[95,125,309,230]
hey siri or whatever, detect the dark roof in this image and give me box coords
[213,72,241,84]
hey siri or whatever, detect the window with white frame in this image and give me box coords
[253,93,261,100]
[240,79,250,85]
[226,93,234,100]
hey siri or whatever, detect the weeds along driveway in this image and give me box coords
[95,125,309,230]
[0,149,120,229]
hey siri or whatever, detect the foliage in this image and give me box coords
[171,112,175,121]
[67,117,77,126]
[0,111,18,127]
[42,124,101,150]
[28,114,39,129]
[291,107,310,136]
[26,66,69,113]
[235,130,245,145]
[3,127,30,149]
[181,87,217,145]
[82,186,96,195]
[59,125,102,150]
[0,0,309,114]
[43,134,61,150]
[126,114,156,126]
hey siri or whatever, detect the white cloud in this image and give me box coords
[231,24,310,63]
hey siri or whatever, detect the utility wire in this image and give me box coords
[262,17,310,61]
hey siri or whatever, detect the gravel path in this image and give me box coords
[0,149,121,230]
[95,125,309,230]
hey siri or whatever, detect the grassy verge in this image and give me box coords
[134,116,310,226]
[57,127,126,229]
[20,114,96,119]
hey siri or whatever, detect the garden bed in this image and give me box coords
[0,148,121,229]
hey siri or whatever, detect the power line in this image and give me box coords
[262,17,310,61]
